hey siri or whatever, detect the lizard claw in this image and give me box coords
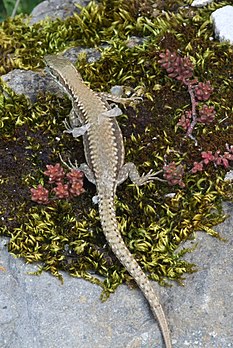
[101,104,123,118]
[63,120,90,138]
[138,169,165,185]
[59,154,79,170]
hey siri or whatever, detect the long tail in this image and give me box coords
[98,195,172,348]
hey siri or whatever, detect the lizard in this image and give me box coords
[44,54,172,348]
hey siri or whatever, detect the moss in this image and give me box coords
[0,0,232,298]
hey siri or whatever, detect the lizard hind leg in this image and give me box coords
[117,162,165,186]
[59,155,96,185]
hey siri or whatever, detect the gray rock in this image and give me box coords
[225,169,233,181]
[168,201,233,347]
[191,0,214,7]
[0,237,164,348]
[211,5,233,44]
[1,69,64,102]
[63,47,102,64]
[30,0,91,24]
[0,202,232,347]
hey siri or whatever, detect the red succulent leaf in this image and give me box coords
[201,151,214,164]
[223,152,233,161]
[66,169,84,183]
[69,182,85,196]
[177,110,192,130]
[197,105,216,124]
[52,182,70,199]
[158,49,194,82]
[163,162,185,187]
[44,163,65,183]
[191,161,204,173]
[30,185,50,205]
[194,81,213,101]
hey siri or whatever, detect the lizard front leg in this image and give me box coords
[68,108,81,128]
[98,90,142,108]
[63,118,91,138]
[100,104,123,118]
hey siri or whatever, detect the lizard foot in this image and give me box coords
[59,154,79,170]
[59,155,96,185]
[63,118,90,138]
[136,169,166,185]
[99,104,123,119]
[117,163,165,186]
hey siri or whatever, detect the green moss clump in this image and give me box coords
[0,0,232,298]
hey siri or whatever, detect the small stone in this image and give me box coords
[2,69,65,103]
[224,170,233,182]
[30,0,90,24]
[211,6,233,44]
[110,85,124,97]
[191,0,214,7]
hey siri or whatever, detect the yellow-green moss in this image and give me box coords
[0,0,232,298]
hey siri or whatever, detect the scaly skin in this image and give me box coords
[44,54,172,348]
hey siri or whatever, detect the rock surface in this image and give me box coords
[1,69,63,103]
[211,5,233,44]
[191,0,214,7]
[30,0,90,24]
[0,202,232,348]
